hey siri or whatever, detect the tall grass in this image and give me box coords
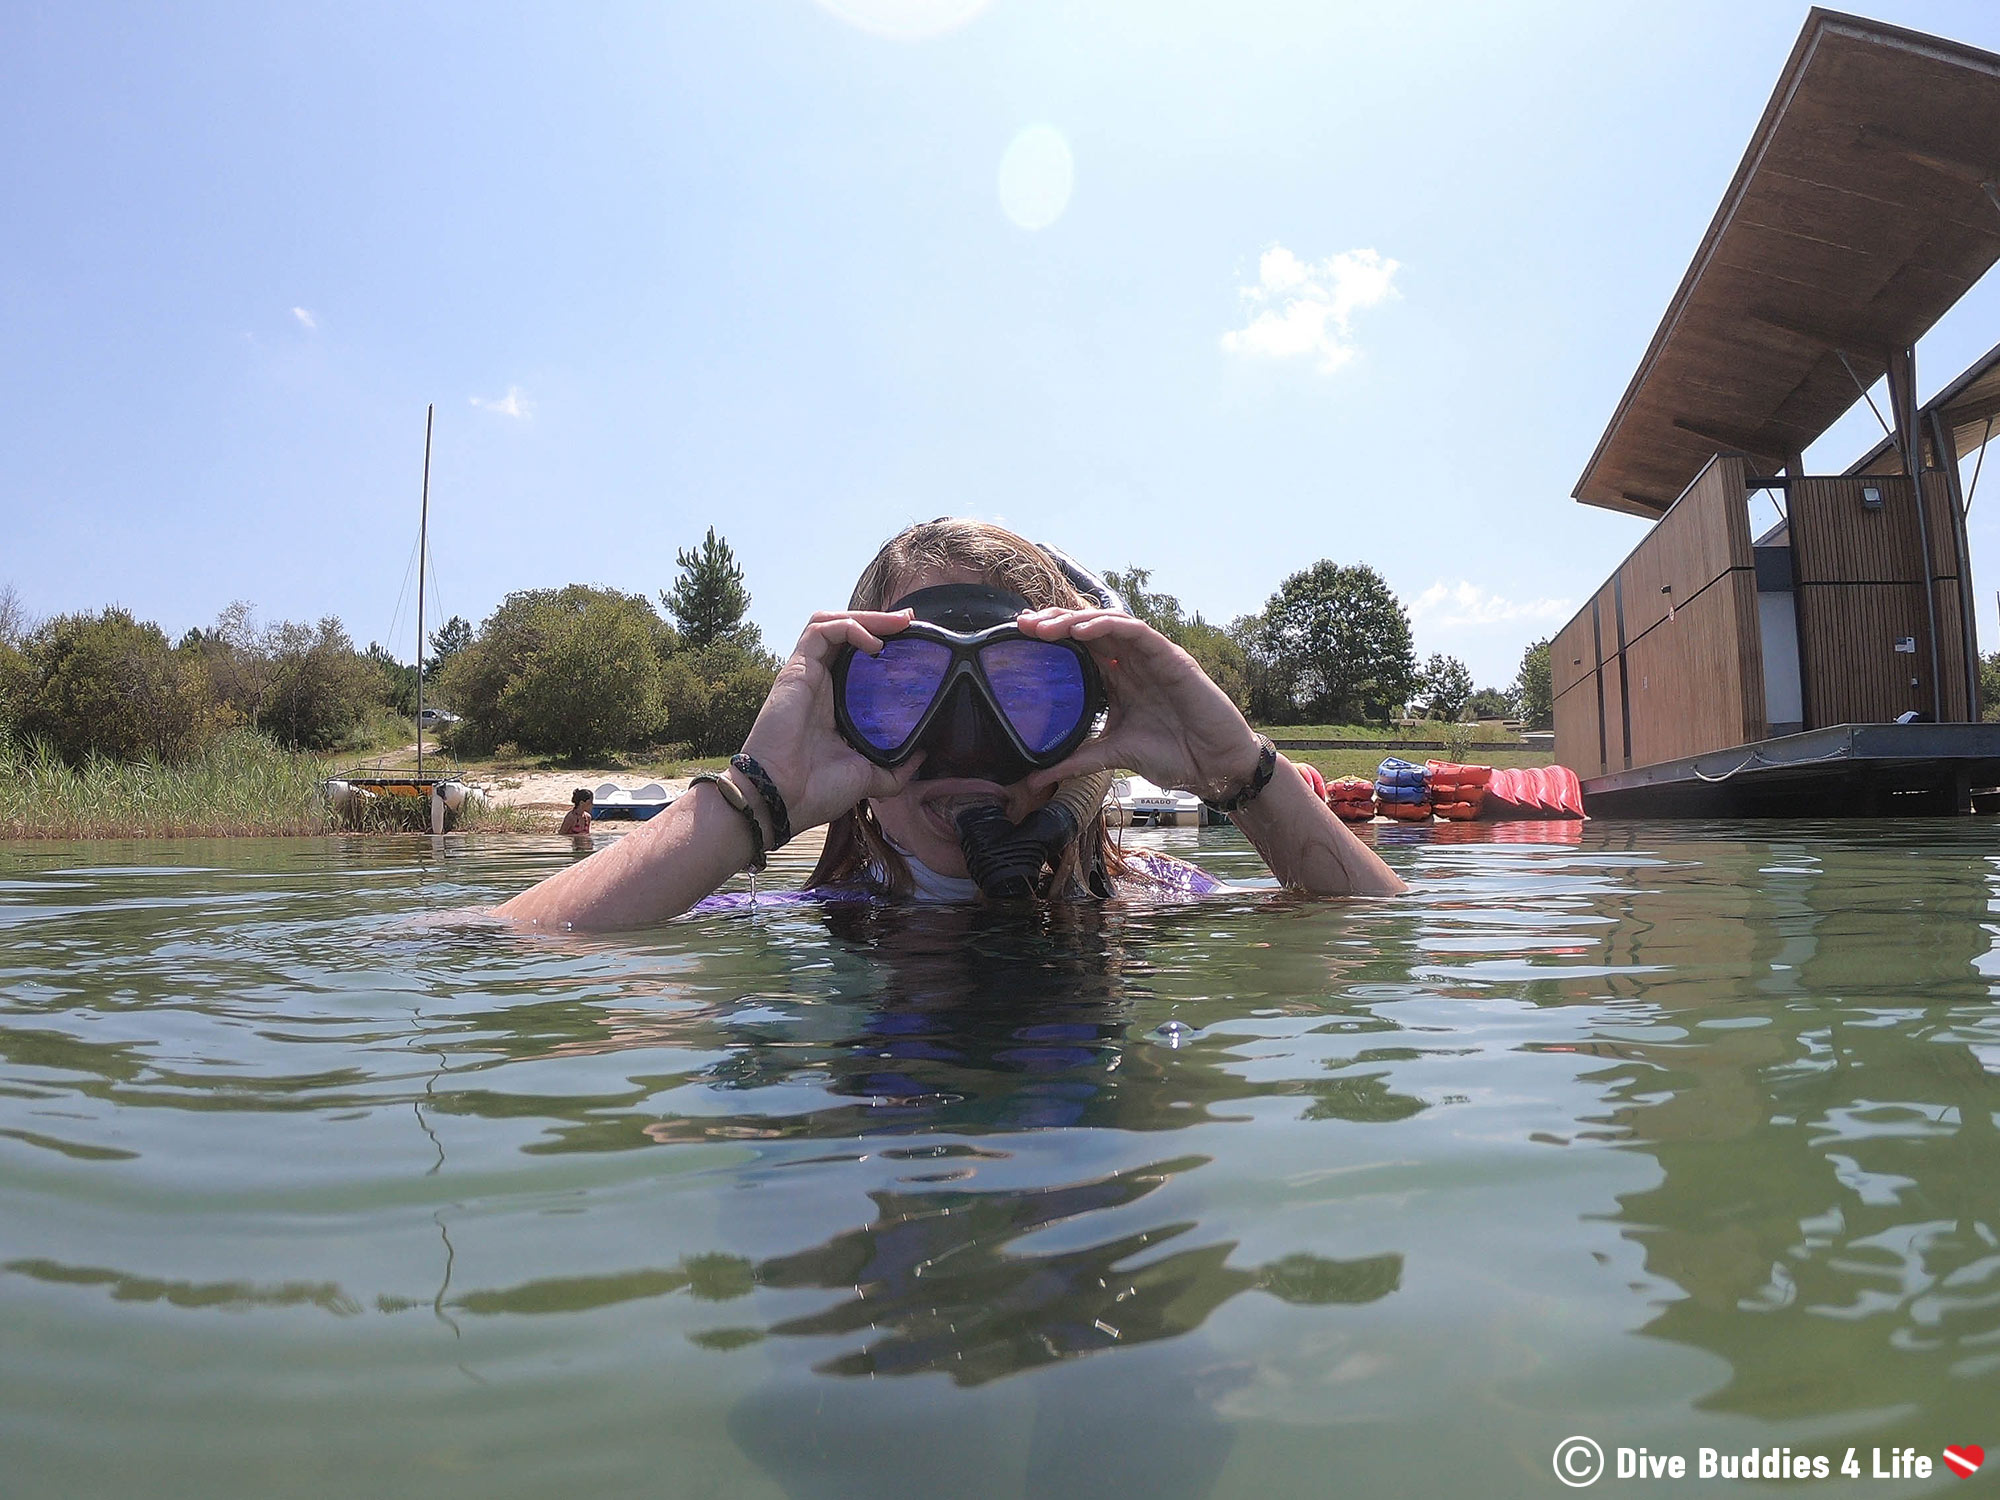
[0,730,549,839]
[0,730,332,839]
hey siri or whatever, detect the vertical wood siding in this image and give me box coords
[1554,456,1764,771]
[1788,474,1967,724]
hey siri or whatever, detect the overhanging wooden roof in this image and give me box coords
[1848,335,2000,475]
[1576,9,2000,517]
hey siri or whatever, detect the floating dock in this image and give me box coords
[1581,722,2000,817]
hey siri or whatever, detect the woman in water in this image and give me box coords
[499,519,1405,928]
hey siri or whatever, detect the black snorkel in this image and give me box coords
[955,776,1109,900]
[948,544,1123,901]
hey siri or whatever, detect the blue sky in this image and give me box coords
[8,0,2000,690]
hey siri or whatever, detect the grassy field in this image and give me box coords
[0,731,542,839]
[1256,720,1527,744]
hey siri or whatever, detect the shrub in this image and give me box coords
[442,585,676,759]
[260,618,384,750]
[498,601,666,761]
[0,640,29,741]
[18,608,225,764]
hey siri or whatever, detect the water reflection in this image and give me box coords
[6,826,2000,1498]
[1547,825,2000,1440]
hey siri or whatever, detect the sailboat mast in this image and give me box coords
[416,403,433,780]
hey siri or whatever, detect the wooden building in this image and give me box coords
[1555,9,2000,815]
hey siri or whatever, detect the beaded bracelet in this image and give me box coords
[728,753,793,849]
[690,772,767,872]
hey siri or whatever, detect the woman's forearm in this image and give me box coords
[496,781,761,929]
[1230,755,1407,896]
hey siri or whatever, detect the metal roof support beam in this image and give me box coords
[1928,405,1982,719]
[1888,345,1946,723]
[1669,417,1785,464]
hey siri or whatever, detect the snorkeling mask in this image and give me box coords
[831,583,1106,786]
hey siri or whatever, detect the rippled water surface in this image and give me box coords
[3,822,1997,1498]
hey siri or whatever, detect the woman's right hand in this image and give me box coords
[738,609,925,835]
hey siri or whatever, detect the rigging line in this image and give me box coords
[1967,413,1995,517]
[385,533,422,662]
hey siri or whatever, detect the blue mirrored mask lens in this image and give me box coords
[843,637,954,751]
[979,640,1087,754]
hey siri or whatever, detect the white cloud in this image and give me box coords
[292,307,317,331]
[470,385,533,420]
[1221,245,1399,373]
[1409,580,1574,629]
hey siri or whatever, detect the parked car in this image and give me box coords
[419,707,460,727]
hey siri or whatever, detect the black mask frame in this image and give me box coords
[830,585,1106,783]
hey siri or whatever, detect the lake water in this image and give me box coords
[2,822,1996,1498]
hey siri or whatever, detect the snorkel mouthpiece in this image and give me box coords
[955,802,1080,901]
[953,772,1113,901]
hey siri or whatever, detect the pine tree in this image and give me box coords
[662,528,752,650]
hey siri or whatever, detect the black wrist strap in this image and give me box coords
[1203,735,1278,813]
[691,773,767,872]
[729,754,792,849]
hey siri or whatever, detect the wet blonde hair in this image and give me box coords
[807,519,1121,898]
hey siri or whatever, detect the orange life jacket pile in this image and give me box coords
[1326,776,1377,821]
[1425,760,1493,821]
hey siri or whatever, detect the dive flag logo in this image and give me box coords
[1943,1445,1983,1478]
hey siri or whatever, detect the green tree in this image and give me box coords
[1514,638,1553,729]
[672,638,778,754]
[1103,566,1186,638]
[260,617,382,750]
[365,643,419,716]
[427,616,472,681]
[0,642,29,742]
[179,601,274,727]
[439,585,677,757]
[0,586,33,740]
[1254,562,1417,723]
[1418,653,1474,721]
[1465,686,1513,721]
[1100,567,1251,713]
[663,528,754,651]
[497,601,665,761]
[0,584,30,649]
[1180,617,1251,713]
[18,607,223,763]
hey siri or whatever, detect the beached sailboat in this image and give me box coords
[324,405,485,832]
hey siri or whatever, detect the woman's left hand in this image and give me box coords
[1013,608,1264,801]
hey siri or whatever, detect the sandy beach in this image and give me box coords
[479,767,694,813]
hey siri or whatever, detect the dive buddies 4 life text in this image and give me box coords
[1552,1437,1985,1487]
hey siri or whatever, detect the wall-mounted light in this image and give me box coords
[1863,485,1884,510]
[1661,582,1676,622]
